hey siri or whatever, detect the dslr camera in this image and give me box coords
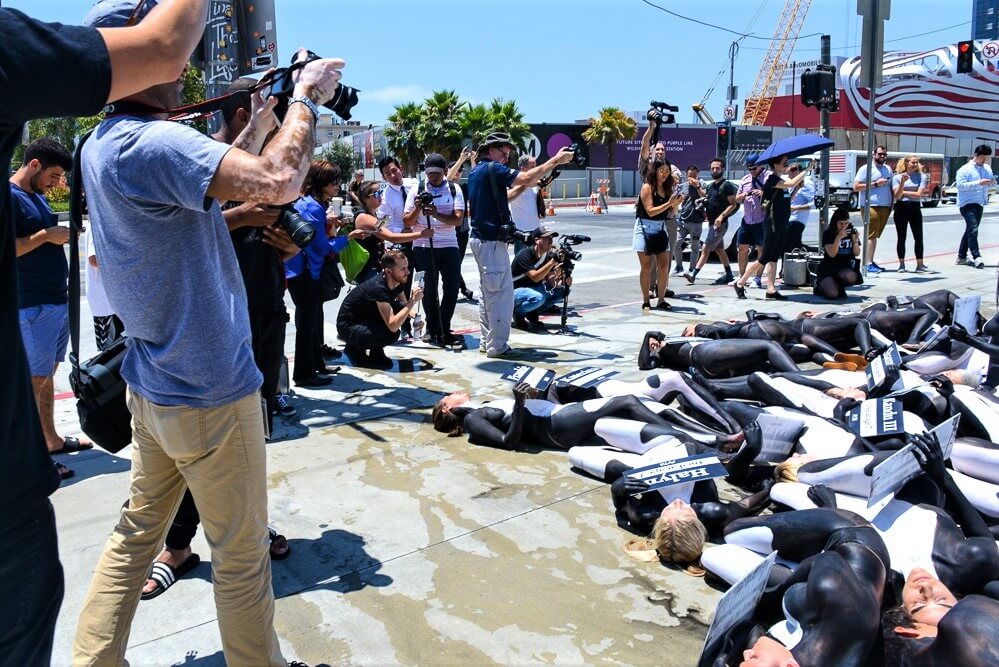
[565,143,587,168]
[278,206,316,248]
[553,233,591,264]
[500,226,534,245]
[267,50,360,121]
[647,100,679,125]
[416,191,439,210]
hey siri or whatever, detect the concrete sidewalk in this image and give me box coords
[49,210,998,666]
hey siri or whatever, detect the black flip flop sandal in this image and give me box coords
[655,301,672,311]
[141,553,201,601]
[50,436,94,454]
[269,527,291,561]
[53,460,75,480]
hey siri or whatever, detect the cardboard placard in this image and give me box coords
[662,336,711,344]
[625,453,728,494]
[868,415,961,507]
[847,398,904,438]
[866,343,902,392]
[553,367,619,388]
[920,325,951,354]
[700,551,778,663]
[953,294,981,332]
[501,364,555,392]
[756,413,805,462]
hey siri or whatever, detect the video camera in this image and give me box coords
[553,233,590,264]
[647,100,679,125]
[416,191,440,210]
[267,50,360,122]
[565,143,587,168]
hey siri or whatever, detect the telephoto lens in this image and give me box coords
[279,206,316,248]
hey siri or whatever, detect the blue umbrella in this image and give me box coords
[754,133,834,164]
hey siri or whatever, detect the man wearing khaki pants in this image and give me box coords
[74,2,347,664]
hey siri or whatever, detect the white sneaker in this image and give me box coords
[974,257,985,268]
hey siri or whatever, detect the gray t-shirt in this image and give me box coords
[854,163,894,207]
[82,116,262,407]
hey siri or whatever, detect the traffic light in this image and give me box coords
[957,41,975,74]
[716,122,730,158]
[801,67,839,111]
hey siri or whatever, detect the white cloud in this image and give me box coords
[364,85,432,105]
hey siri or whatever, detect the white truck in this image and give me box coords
[798,150,946,210]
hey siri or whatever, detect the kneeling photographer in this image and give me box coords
[511,226,570,331]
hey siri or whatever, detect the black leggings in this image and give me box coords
[690,339,800,377]
[287,274,325,382]
[894,200,924,261]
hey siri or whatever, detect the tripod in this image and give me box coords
[554,256,577,336]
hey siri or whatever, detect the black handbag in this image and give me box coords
[318,255,344,301]
[642,221,669,255]
[68,131,132,453]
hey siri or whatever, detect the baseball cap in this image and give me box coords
[745,153,761,167]
[424,153,447,174]
[83,0,158,28]
[531,224,558,240]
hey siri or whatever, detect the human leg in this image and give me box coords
[637,252,653,305]
[437,246,462,337]
[963,203,983,260]
[414,247,442,339]
[654,252,670,303]
[20,304,74,451]
[287,275,320,383]
[911,205,925,266]
[894,205,910,265]
[472,240,514,355]
[664,218,678,275]
[687,221,703,271]
[513,286,545,316]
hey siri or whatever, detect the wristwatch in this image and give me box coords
[289,95,320,121]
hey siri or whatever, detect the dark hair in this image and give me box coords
[302,160,341,201]
[710,158,726,169]
[876,144,888,152]
[831,206,851,224]
[881,606,922,667]
[220,77,255,125]
[380,248,407,269]
[23,138,72,171]
[645,159,676,193]
[685,165,699,173]
[358,180,381,213]
[378,156,401,175]
[974,144,993,157]
[431,398,464,436]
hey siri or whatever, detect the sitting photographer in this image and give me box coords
[814,206,863,300]
[285,160,349,387]
[336,249,424,368]
[511,226,570,331]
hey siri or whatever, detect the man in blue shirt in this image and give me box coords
[467,131,572,357]
[955,144,995,268]
[12,138,85,460]
[852,145,894,273]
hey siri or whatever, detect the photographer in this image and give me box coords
[633,159,682,311]
[735,153,767,283]
[336,249,424,368]
[0,0,213,662]
[511,226,569,331]
[403,153,465,346]
[674,165,705,275]
[75,0,347,661]
[352,180,432,283]
[285,160,348,387]
[467,131,573,358]
[814,206,863,300]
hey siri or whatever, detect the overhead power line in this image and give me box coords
[741,20,972,52]
[637,0,824,41]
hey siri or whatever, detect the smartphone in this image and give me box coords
[375,216,388,230]
[413,270,425,289]
[678,181,689,197]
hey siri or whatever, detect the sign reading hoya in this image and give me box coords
[625,453,728,494]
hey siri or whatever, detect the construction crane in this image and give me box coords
[741,0,814,126]
[691,103,716,125]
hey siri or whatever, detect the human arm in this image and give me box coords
[223,202,281,231]
[638,124,654,164]
[377,285,424,333]
[714,186,738,226]
[230,82,279,155]
[775,168,809,190]
[206,52,345,205]
[15,226,69,257]
[447,146,473,182]
[464,383,532,451]
[355,211,432,244]
[96,0,210,104]
[911,432,994,539]
[823,229,847,258]
[510,149,574,187]
[639,184,681,217]
[949,323,999,360]
[260,225,301,261]
[523,256,558,283]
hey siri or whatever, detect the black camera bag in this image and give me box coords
[68,132,132,453]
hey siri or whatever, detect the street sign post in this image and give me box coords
[723,105,737,121]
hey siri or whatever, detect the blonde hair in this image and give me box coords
[775,458,806,483]
[895,155,921,174]
[624,514,708,577]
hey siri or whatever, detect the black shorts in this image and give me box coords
[736,222,765,247]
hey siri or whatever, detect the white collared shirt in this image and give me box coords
[376,182,408,233]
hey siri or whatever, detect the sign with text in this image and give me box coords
[866,343,902,391]
[587,126,719,171]
[847,397,903,438]
[756,414,805,462]
[501,365,555,392]
[953,294,981,332]
[625,453,727,494]
[920,325,950,353]
[553,367,618,388]
[868,415,960,506]
[700,551,778,665]
[235,0,277,74]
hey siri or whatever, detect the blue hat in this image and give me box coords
[745,153,761,167]
[83,0,158,29]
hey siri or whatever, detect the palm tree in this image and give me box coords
[486,98,531,153]
[384,101,423,174]
[583,107,637,188]
[417,90,463,159]
[458,102,492,150]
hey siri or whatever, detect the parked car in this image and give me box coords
[942,180,997,204]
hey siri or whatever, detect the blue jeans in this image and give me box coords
[513,284,566,315]
[958,203,983,259]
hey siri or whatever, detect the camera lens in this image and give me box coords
[279,207,316,248]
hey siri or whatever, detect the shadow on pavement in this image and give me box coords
[55,448,131,488]
[273,529,393,599]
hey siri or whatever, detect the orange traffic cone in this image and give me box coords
[547,201,556,216]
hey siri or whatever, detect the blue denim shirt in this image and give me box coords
[284,195,347,280]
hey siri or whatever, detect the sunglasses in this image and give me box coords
[366,191,382,198]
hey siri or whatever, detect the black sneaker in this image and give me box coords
[366,348,394,369]
[322,344,341,359]
[513,314,530,330]
[713,274,732,285]
[274,393,297,417]
[295,374,334,388]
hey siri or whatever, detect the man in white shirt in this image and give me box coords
[84,230,122,351]
[508,154,545,254]
[954,144,995,268]
[403,153,465,345]
[377,155,414,337]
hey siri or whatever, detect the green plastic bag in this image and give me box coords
[339,238,369,283]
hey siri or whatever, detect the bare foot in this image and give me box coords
[142,547,192,595]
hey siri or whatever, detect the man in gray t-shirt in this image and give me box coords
[74,4,348,663]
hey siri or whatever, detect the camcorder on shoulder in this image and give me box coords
[647,100,678,125]
[266,50,360,121]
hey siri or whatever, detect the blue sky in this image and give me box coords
[8,0,977,125]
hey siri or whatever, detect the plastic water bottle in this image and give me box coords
[412,313,425,340]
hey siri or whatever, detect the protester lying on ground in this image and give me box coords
[639,331,800,376]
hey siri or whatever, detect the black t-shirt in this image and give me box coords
[817,225,857,279]
[0,9,111,506]
[511,246,550,288]
[12,183,68,307]
[336,273,403,334]
[704,178,737,222]
[762,172,792,228]
[229,227,286,317]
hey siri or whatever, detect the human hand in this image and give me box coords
[347,229,368,241]
[949,322,970,342]
[928,373,955,397]
[249,73,280,133]
[513,381,533,401]
[554,147,575,165]
[419,227,434,239]
[292,49,346,106]
[622,476,649,496]
[239,203,281,228]
[714,216,724,227]
[911,431,947,484]
[806,484,837,508]
[980,178,994,186]
[688,176,700,187]
[410,285,424,302]
[326,211,342,227]
[261,225,299,255]
[87,255,98,268]
[45,226,70,245]
[899,173,909,183]
[742,420,762,458]
[460,146,473,161]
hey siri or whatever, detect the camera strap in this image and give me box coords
[487,161,511,230]
[68,131,94,379]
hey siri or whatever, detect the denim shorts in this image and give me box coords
[632,218,665,253]
[19,303,69,376]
